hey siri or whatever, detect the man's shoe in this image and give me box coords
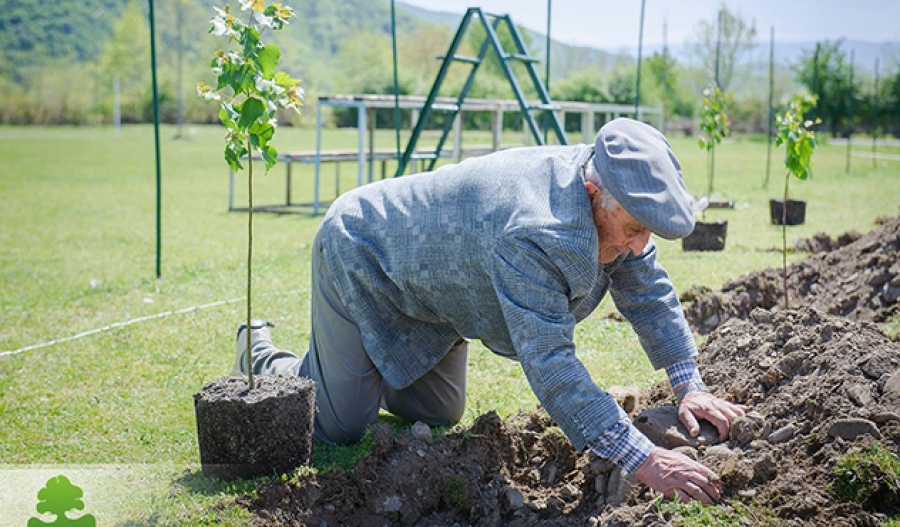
[232,320,275,375]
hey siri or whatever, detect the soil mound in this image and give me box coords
[794,231,862,254]
[245,308,900,526]
[682,217,900,335]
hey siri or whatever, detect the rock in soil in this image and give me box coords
[243,309,898,526]
[682,216,900,335]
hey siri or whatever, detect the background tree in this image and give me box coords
[608,70,637,105]
[98,0,150,122]
[886,68,900,137]
[645,49,695,119]
[551,70,609,133]
[689,5,757,91]
[795,40,858,137]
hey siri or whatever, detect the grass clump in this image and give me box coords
[832,444,900,509]
[653,496,779,526]
[443,476,469,510]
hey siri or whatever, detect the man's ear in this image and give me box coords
[585,182,602,206]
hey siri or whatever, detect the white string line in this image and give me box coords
[0,290,301,358]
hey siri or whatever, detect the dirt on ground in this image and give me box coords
[240,216,900,526]
[681,216,900,335]
[244,307,900,526]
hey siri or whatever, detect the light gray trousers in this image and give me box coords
[246,234,468,445]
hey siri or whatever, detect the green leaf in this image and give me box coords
[257,45,281,79]
[239,97,265,129]
[219,106,237,130]
[228,63,257,94]
[274,71,299,89]
[249,121,275,148]
[262,144,278,171]
[241,26,261,57]
[225,143,246,172]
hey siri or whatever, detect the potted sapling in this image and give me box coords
[193,0,315,480]
[770,92,818,227]
[683,84,729,252]
[774,91,819,309]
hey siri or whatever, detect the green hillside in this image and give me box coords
[0,0,437,124]
[0,0,645,125]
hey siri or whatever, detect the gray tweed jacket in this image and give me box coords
[318,144,697,450]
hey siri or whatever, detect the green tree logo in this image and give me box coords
[27,475,96,527]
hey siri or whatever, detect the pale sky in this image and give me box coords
[398,0,900,51]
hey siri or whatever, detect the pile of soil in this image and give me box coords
[793,231,861,254]
[245,308,900,526]
[682,217,900,335]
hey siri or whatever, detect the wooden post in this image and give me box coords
[493,107,503,151]
[453,113,462,163]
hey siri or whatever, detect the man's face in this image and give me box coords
[594,199,652,264]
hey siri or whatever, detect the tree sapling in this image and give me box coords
[197,0,303,389]
[774,91,820,309]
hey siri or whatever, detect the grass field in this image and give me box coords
[1,123,898,525]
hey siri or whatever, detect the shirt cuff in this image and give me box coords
[589,417,656,474]
[665,357,705,393]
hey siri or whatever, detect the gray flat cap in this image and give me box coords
[593,118,694,239]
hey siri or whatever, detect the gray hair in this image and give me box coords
[584,154,621,211]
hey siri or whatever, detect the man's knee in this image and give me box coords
[432,398,466,425]
[395,393,466,427]
[314,417,371,446]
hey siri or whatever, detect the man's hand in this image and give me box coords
[634,447,721,504]
[678,390,748,441]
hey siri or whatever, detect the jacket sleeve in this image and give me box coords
[607,238,698,370]
[491,234,621,450]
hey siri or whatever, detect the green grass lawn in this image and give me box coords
[1,124,898,525]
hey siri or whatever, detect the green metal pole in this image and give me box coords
[390,0,401,169]
[634,0,646,119]
[543,0,551,143]
[714,9,722,89]
[764,27,774,189]
[149,0,162,279]
[846,51,854,173]
[873,57,879,168]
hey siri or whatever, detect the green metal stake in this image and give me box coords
[634,0,646,119]
[391,0,401,170]
[764,27,774,189]
[845,51,854,173]
[714,9,722,89]
[543,0,551,143]
[149,0,162,279]
[872,57,879,168]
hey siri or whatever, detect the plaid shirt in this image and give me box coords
[590,357,706,472]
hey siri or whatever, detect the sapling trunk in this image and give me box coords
[782,172,789,310]
[703,148,712,221]
[246,137,255,391]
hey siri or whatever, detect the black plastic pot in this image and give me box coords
[195,375,316,480]
[769,198,807,225]
[682,221,728,252]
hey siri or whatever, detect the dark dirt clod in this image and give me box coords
[682,216,900,335]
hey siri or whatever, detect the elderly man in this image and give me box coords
[234,118,746,504]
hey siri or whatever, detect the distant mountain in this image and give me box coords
[395,0,623,80]
[617,40,900,73]
[395,2,898,79]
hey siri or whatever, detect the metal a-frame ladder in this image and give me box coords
[394,7,568,177]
